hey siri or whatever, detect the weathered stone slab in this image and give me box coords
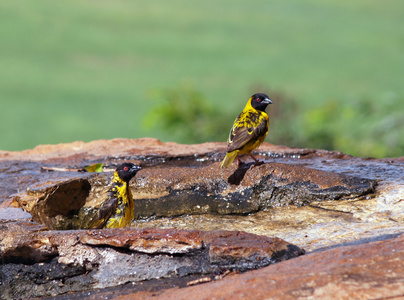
[0,138,288,163]
[80,228,204,254]
[130,162,375,218]
[0,138,402,300]
[0,138,350,205]
[117,233,404,300]
[11,161,375,230]
[0,221,304,299]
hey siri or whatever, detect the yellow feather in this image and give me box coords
[89,171,134,229]
[105,174,133,228]
[220,150,239,168]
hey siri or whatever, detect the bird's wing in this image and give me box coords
[88,196,118,229]
[227,111,268,152]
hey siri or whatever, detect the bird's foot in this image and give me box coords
[250,155,264,167]
[253,160,264,167]
[237,156,243,167]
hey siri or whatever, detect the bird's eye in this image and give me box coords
[256,98,261,102]
[124,167,128,171]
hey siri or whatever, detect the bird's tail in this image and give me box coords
[220,151,238,168]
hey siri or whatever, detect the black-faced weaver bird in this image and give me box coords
[220,93,273,168]
[88,163,142,229]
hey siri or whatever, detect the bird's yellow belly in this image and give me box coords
[237,134,266,155]
[105,202,133,228]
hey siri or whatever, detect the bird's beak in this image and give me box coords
[263,97,273,104]
[131,165,142,172]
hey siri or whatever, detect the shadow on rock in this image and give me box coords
[227,162,254,185]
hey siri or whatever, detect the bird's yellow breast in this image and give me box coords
[240,99,269,127]
[105,173,134,228]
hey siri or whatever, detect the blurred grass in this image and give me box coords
[0,0,403,157]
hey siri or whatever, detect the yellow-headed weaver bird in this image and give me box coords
[88,163,142,229]
[220,93,273,168]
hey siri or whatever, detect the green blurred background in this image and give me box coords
[1,0,403,157]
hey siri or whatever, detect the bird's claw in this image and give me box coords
[252,160,264,167]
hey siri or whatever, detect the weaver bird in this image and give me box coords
[220,93,272,168]
[88,163,142,229]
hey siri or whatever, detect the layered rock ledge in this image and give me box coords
[1,138,376,230]
[0,221,304,299]
[0,138,403,299]
[126,232,404,300]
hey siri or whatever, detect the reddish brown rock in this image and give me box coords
[0,138,401,299]
[132,161,374,214]
[117,233,404,300]
[199,230,302,270]
[9,159,375,230]
[0,221,304,299]
[0,138,324,207]
[80,228,204,254]
[0,138,294,163]
[0,139,375,219]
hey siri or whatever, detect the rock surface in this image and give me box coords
[0,221,303,299]
[120,233,404,300]
[1,138,376,230]
[10,160,376,230]
[0,138,404,299]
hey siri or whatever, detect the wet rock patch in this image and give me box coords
[11,161,376,230]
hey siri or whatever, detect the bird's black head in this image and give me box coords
[250,93,273,111]
[116,163,142,182]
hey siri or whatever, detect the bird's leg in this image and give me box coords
[250,154,264,167]
[237,156,242,166]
